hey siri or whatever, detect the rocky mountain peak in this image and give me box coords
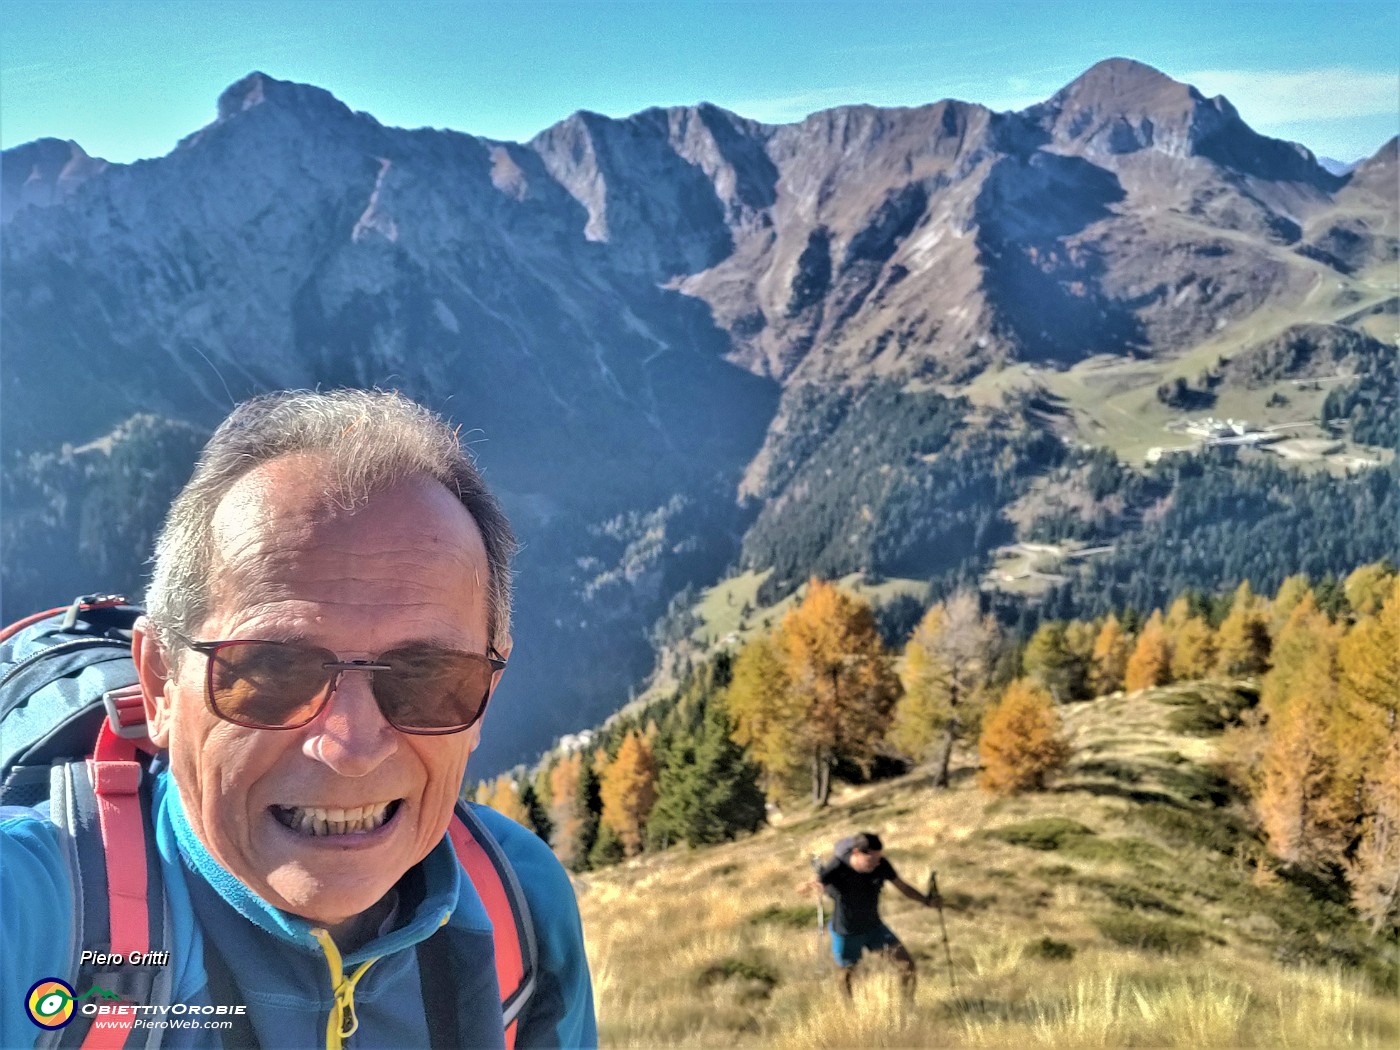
[1031,58,1334,188]
[215,71,352,123]
[171,72,371,160]
[1,137,109,223]
[1031,57,1213,159]
[1350,135,1397,184]
[1334,136,1398,215]
[1057,57,1191,107]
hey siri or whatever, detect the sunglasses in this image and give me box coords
[170,632,506,735]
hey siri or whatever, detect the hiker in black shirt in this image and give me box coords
[811,832,937,998]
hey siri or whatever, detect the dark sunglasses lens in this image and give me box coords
[208,641,332,728]
[372,646,495,732]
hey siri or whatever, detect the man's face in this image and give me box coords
[137,456,501,929]
[850,848,882,874]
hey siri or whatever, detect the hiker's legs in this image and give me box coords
[881,941,917,1000]
[865,925,915,1000]
[829,929,861,999]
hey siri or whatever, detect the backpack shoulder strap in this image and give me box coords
[447,803,539,1050]
[47,718,173,1050]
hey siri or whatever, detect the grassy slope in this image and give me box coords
[956,232,1397,465]
[690,570,929,649]
[575,682,1399,1048]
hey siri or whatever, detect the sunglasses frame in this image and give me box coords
[168,631,506,736]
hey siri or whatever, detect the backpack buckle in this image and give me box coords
[62,593,131,629]
[102,686,148,739]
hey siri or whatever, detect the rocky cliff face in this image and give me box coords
[3,60,1392,771]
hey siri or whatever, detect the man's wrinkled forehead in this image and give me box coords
[207,456,343,597]
[205,454,488,616]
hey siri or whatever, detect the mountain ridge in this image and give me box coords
[3,59,1394,773]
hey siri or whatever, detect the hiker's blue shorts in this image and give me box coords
[829,923,901,967]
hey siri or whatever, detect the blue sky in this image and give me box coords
[2,0,1396,164]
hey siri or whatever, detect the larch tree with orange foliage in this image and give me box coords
[1343,561,1396,618]
[598,729,658,856]
[1345,734,1400,935]
[1270,574,1313,636]
[725,634,803,800]
[485,775,531,826]
[547,752,585,868]
[775,579,901,807]
[1254,596,1349,866]
[977,679,1071,795]
[1124,610,1172,691]
[1337,576,1400,741]
[1170,614,1217,681]
[1215,580,1271,676]
[1336,577,1400,931]
[1090,613,1132,694]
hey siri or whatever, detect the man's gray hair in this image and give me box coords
[146,389,517,659]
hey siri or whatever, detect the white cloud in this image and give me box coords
[1178,67,1399,124]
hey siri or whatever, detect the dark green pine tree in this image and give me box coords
[518,780,552,844]
[648,695,766,849]
[570,752,603,873]
[587,821,625,868]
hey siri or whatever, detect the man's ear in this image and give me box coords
[132,616,174,749]
[494,632,513,664]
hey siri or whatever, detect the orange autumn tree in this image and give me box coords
[1343,561,1396,618]
[1090,613,1132,694]
[1215,580,1271,676]
[1254,596,1349,866]
[725,634,803,800]
[1125,609,1172,691]
[1269,574,1313,637]
[977,679,1071,795]
[1337,576,1400,744]
[1337,577,1400,932]
[546,751,585,868]
[598,729,658,857]
[1170,612,1217,681]
[1345,734,1400,935]
[775,579,900,807]
[484,775,530,825]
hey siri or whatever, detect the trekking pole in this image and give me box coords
[928,870,956,992]
[810,855,826,956]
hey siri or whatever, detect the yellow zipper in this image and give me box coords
[311,928,380,1050]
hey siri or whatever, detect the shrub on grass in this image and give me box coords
[746,904,818,929]
[1063,834,1169,866]
[1094,914,1205,953]
[1160,684,1258,735]
[1080,877,1183,915]
[1135,801,1255,855]
[696,955,780,1002]
[986,817,1095,851]
[1032,936,1076,960]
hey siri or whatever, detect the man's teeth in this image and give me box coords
[276,802,394,836]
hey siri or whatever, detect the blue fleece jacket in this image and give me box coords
[0,771,596,1049]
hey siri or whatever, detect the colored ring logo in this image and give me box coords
[26,979,76,1029]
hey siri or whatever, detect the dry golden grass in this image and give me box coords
[576,683,1399,1048]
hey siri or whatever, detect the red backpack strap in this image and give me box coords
[448,805,538,1050]
[48,697,169,1050]
[74,722,148,1050]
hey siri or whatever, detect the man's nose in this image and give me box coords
[302,670,399,775]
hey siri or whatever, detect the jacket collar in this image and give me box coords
[157,770,491,965]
